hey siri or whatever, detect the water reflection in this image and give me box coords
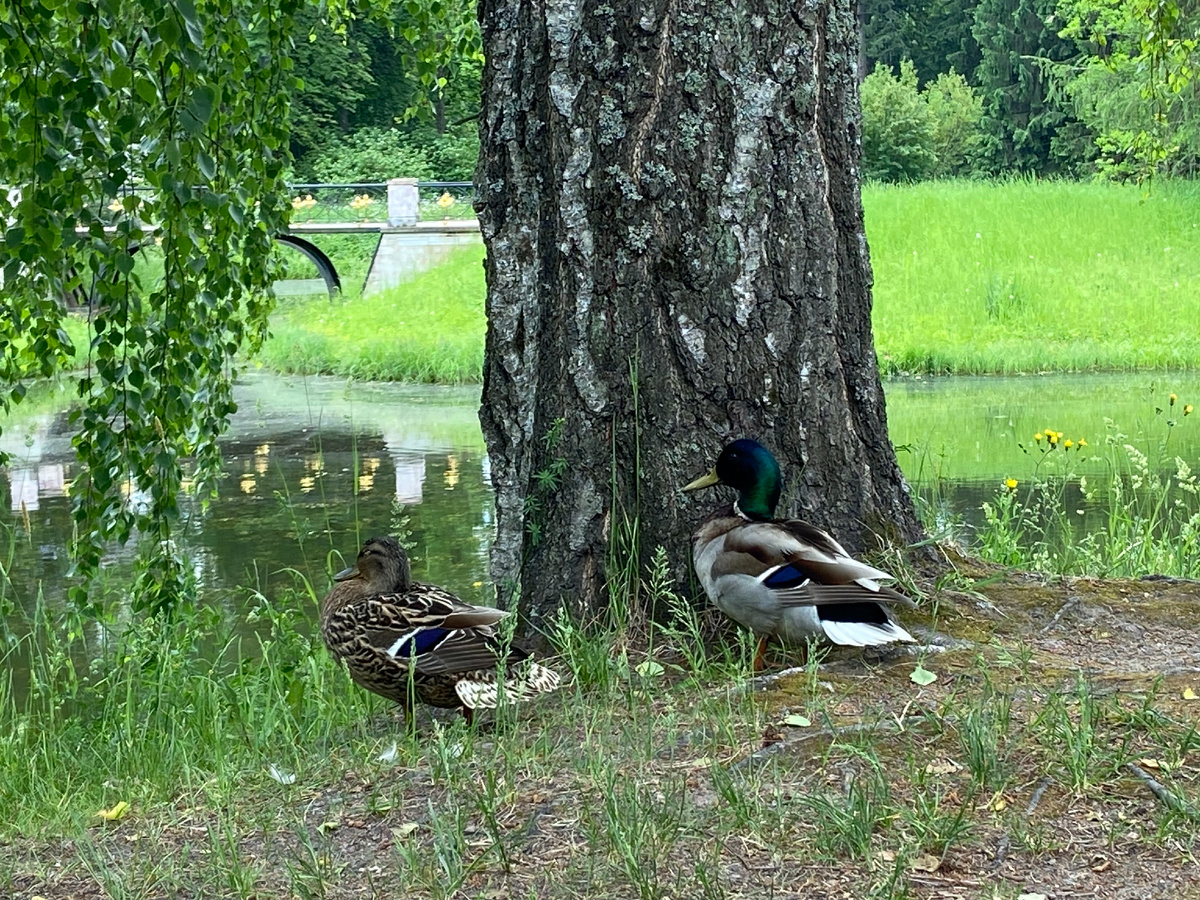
[0,374,493,634]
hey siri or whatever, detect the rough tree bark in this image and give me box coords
[476,0,923,631]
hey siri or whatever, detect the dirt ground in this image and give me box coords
[7,563,1200,900]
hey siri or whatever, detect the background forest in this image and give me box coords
[294,0,1200,184]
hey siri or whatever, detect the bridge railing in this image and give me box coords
[287,180,474,226]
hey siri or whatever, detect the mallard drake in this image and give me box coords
[320,536,561,724]
[682,439,915,670]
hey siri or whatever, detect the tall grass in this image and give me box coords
[920,400,1200,578]
[867,178,1200,375]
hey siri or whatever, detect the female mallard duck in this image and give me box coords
[682,439,915,670]
[320,536,561,724]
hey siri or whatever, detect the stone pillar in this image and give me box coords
[387,178,419,226]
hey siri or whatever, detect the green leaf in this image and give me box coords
[183,85,216,134]
[782,713,811,727]
[634,659,664,678]
[176,0,206,46]
[910,664,938,686]
[134,77,158,104]
[197,151,216,180]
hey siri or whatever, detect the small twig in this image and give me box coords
[993,776,1053,869]
[893,696,917,732]
[730,721,898,772]
[1025,776,1052,816]
[1040,596,1079,634]
[1126,762,1194,814]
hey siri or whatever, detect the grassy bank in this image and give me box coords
[3,542,1199,899]
[868,179,1200,375]
[248,179,1200,383]
[45,180,1200,383]
[256,243,486,384]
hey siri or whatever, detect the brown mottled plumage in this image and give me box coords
[320,536,560,723]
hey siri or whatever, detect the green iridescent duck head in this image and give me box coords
[682,439,783,521]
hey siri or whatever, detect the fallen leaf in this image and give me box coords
[96,801,130,822]
[1137,757,1163,770]
[635,659,664,678]
[392,823,419,840]
[988,795,1008,812]
[1183,687,1198,701]
[376,742,399,762]
[267,763,296,785]
[1017,894,1048,900]
[1091,855,1111,873]
[910,664,937,686]
[910,853,941,873]
[318,820,339,834]
[925,759,962,776]
[782,713,811,727]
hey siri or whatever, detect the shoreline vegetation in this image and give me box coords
[53,178,1200,385]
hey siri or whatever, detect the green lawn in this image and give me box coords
[867,179,1200,374]
[256,243,486,384]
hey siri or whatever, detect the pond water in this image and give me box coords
[886,371,1200,539]
[3,370,1200,637]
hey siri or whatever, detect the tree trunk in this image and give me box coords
[476,0,923,633]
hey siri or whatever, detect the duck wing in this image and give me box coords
[327,586,514,675]
[720,519,905,593]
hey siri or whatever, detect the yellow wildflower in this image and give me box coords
[1170,393,1178,406]
[349,193,374,211]
[437,191,455,209]
[1063,439,1073,449]
[1078,438,1087,447]
[1004,478,1018,491]
[1048,432,1059,445]
[1034,433,1043,443]
[1186,405,1194,417]
[107,199,123,212]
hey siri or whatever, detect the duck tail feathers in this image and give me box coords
[454,661,562,710]
[821,619,915,647]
